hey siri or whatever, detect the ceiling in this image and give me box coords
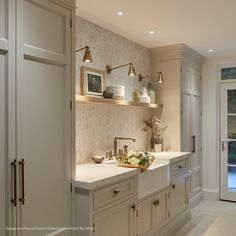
[76,0,236,57]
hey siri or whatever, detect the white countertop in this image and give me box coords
[151,151,191,163]
[74,162,139,190]
[74,152,191,190]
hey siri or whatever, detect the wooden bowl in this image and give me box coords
[92,156,104,163]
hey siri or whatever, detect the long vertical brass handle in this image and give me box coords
[11,160,17,207]
[192,135,196,153]
[19,159,25,205]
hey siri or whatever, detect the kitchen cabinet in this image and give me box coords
[0,1,17,235]
[0,0,75,235]
[151,44,205,207]
[93,198,134,236]
[154,187,170,232]
[170,174,189,218]
[136,195,156,236]
[135,187,170,236]
[75,177,135,236]
[181,65,202,205]
[75,153,191,236]
[169,157,189,219]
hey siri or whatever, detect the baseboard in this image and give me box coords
[189,191,203,209]
[202,188,219,201]
[157,209,191,236]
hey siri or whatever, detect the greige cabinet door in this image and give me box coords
[171,175,188,218]
[191,72,202,198]
[153,188,170,231]
[93,198,134,236]
[0,0,16,235]
[136,196,155,236]
[16,0,72,235]
[181,65,202,202]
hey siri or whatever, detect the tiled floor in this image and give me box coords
[174,200,236,236]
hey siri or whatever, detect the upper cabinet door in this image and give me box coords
[16,1,72,235]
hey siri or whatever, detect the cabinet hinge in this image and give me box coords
[70,100,72,110]
[136,210,139,217]
[201,111,202,116]
[168,211,170,218]
[168,192,170,198]
[181,109,183,116]
[70,18,72,28]
[93,223,95,232]
[70,182,72,192]
[181,67,183,73]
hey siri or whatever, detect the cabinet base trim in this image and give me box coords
[202,188,219,201]
[189,191,203,209]
[156,209,191,236]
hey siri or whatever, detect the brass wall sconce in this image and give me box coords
[106,63,136,76]
[138,72,164,83]
[75,45,93,62]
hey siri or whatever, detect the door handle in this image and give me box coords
[11,160,17,207]
[19,159,25,204]
[221,139,229,151]
[191,135,196,153]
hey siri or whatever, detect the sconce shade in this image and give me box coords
[83,48,93,63]
[76,46,93,63]
[157,72,164,83]
[128,64,136,76]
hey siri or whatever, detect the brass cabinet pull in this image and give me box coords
[131,204,136,211]
[153,199,159,207]
[178,165,182,169]
[11,160,17,207]
[192,135,196,153]
[171,184,176,190]
[19,159,25,205]
[113,190,120,195]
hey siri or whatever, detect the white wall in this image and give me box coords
[202,55,236,199]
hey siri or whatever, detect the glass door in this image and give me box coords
[220,82,236,201]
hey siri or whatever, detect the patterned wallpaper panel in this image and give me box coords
[76,16,156,163]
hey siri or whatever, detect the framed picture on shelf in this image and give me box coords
[81,66,105,96]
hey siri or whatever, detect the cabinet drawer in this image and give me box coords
[171,160,188,177]
[94,178,134,210]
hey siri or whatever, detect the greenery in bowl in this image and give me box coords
[116,151,154,169]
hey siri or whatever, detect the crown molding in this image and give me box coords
[150,43,206,69]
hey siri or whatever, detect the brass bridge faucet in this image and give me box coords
[114,137,136,156]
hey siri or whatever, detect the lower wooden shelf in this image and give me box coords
[76,95,163,109]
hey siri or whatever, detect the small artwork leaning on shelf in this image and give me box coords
[81,66,105,96]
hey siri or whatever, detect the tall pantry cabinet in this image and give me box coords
[0,0,75,235]
[150,44,205,207]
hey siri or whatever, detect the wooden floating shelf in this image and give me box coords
[76,95,163,109]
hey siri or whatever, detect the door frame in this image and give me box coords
[218,63,236,201]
